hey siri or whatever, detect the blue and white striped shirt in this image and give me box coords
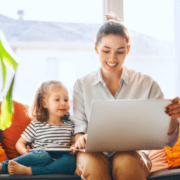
[21,119,74,150]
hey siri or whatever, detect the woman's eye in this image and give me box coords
[117,52,123,54]
[103,51,110,53]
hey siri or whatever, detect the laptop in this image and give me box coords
[78,99,171,152]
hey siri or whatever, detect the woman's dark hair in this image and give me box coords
[96,12,130,45]
[30,80,69,123]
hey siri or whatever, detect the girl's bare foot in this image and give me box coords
[8,161,32,175]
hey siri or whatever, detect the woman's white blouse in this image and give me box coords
[71,66,179,147]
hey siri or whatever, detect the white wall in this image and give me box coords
[174,0,180,97]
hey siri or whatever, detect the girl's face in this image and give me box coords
[43,86,70,119]
[95,34,130,76]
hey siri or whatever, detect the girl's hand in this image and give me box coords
[166,97,180,119]
[26,145,30,154]
[16,137,29,155]
[75,134,87,150]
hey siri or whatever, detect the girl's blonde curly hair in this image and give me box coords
[31,80,69,123]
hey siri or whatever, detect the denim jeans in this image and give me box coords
[0,149,76,175]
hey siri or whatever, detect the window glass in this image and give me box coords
[123,0,174,98]
[0,0,103,105]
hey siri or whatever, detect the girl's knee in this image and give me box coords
[33,150,52,164]
[62,154,76,163]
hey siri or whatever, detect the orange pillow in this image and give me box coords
[0,145,8,162]
[164,125,180,168]
[1,101,32,159]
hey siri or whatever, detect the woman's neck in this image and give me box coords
[101,67,123,84]
[101,67,123,96]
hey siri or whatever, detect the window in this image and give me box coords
[123,0,175,98]
[0,0,103,104]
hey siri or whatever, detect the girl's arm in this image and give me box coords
[16,137,29,155]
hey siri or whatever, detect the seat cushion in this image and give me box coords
[0,174,81,180]
[1,101,32,159]
[149,168,180,180]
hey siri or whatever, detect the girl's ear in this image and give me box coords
[42,99,47,108]
[95,43,99,55]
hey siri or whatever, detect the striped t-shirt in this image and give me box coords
[21,119,74,150]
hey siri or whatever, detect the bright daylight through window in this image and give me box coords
[0,0,175,106]
[0,0,103,105]
[123,0,175,99]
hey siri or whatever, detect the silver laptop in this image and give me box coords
[83,99,171,152]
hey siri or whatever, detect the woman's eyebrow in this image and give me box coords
[103,46,110,49]
[103,46,125,49]
[117,47,125,49]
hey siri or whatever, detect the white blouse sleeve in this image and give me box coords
[71,79,88,134]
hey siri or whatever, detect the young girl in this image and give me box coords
[0,80,76,175]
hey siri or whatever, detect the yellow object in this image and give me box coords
[0,98,13,130]
[164,125,180,168]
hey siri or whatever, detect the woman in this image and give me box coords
[72,13,180,180]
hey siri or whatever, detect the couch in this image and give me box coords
[1,101,180,180]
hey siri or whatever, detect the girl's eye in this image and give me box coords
[64,99,69,102]
[56,99,60,101]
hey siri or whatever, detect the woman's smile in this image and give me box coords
[95,34,130,75]
[106,62,118,67]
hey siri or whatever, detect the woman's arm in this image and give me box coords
[148,81,179,146]
[16,137,29,155]
[71,80,88,135]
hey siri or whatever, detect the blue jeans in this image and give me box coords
[0,149,76,175]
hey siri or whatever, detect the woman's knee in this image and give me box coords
[76,152,111,180]
[112,152,148,180]
[77,152,109,168]
[112,151,142,168]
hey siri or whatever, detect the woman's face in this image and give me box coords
[95,34,130,76]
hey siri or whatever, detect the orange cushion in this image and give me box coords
[1,101,32,159]
[0,145,8,162]
[164,125,180,168]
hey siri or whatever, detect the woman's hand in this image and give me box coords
[166,97,180,135]
[166,97,180,119]
[75,134,87,149]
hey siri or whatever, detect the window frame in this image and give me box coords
[104,0,180,97]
